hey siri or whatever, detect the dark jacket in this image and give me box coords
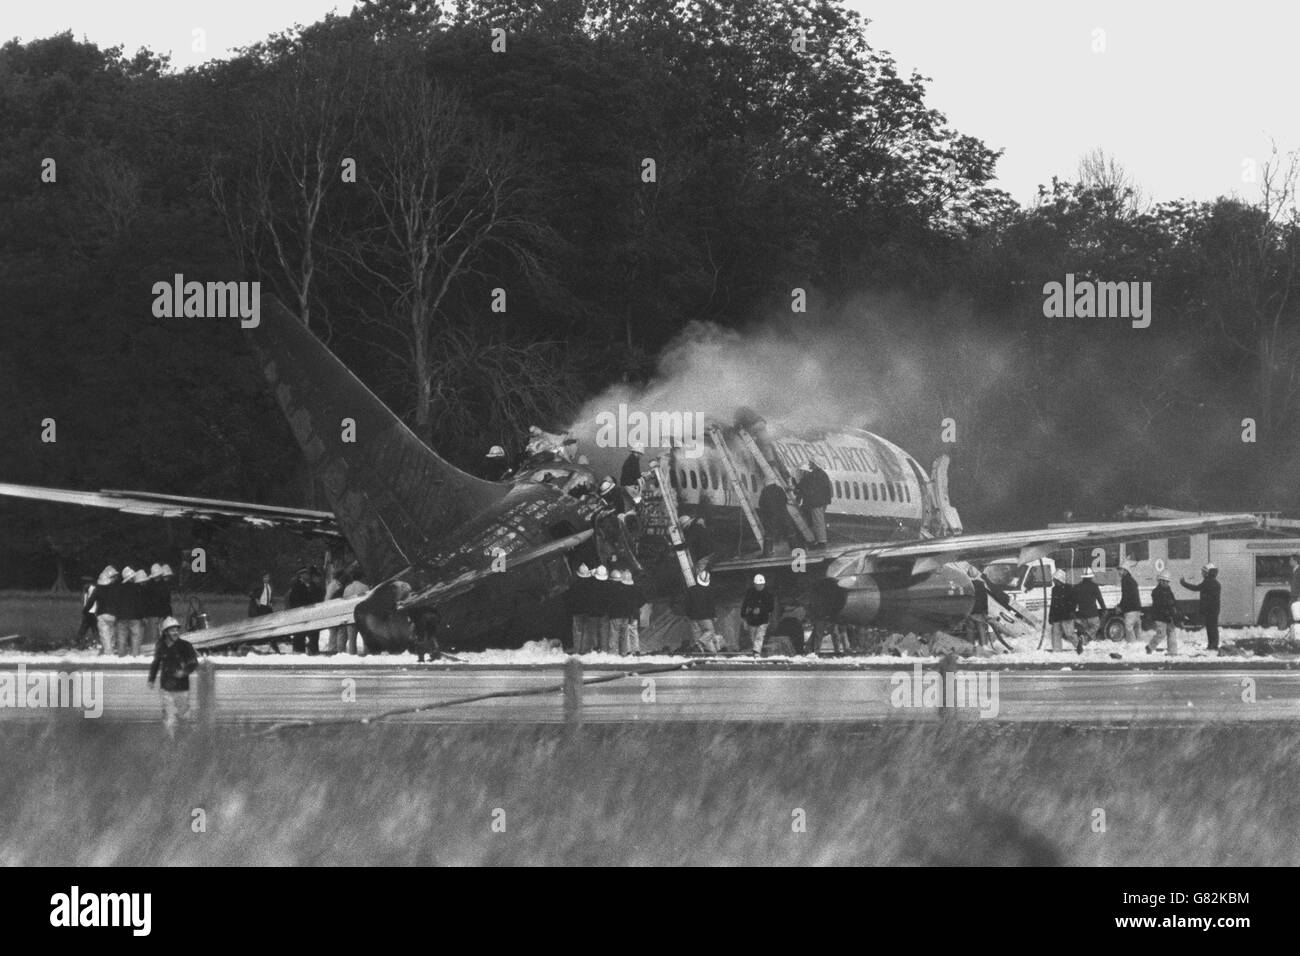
[797,465,832,509]
[287,578,314,610]
[568,576,593,617]
[144,578,173,618]
[740,587,775,626]
[1151,583,1178,623]
[614,583,644,622]
[620,453,643,487]
[588,579,615,618]
[248,584,274,617]
[117,582,144,621]
[87,582,120,617]
[1048,581,1075,622]
[758,483,790,519]
[970,577,1008,615]
[685,583,715,621]
[1073,578,1106,618]
[685,522,714,564]
[148,636,198,692]
[1119,572,1142,613]
[1181,573,1221,618]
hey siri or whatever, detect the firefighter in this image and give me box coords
[1288,555,1300,639]
[287,566,315,654]
[1047,569,1075,652]
[1118,559,1143,643]
[1180,564,1221,651]
[568,563,593,652]
[591,565,614,652]
[964,565,1007,648]
[739,574,774,654]
[758,482,793,556]
[89,565,120,655]
[483,445,511,481]
[681,515,715,570]
[1146,572,1179,655]
[147,617,198,739]
[685,570,721,654]
[620,571,644,655]
[117,568,148,657]
[796,459,832,547]
[620,442,645,487]
[1072,567,1106,653]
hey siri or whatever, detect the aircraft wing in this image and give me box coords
[0,482,340,537]
[712,512,1261,578]
[397,529,595,610]
[187,597,365,651]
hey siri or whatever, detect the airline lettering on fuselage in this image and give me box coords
[772,436,907,482]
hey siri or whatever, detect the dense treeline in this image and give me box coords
[1,0,1297,589]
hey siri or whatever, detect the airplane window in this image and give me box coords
[874,483,881,501]
[710,466,720,487]
[904,485,911,503]
[670,469,678,488]
[689,470,698,489]
[835,481,842,498]
[854,483,861,500]
[679,469,686,489]
[887,483,896,502]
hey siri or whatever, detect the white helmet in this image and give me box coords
[132,569,149,584]
[753,574,766,586]
[576,564,591,578]
[610,568,624,583]
[160,616,182,633]
[97,565,119,585]
[696,571,711,586]
[593,565,609,581]
[486,445,506,458]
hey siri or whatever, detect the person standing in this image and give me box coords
[88,565,120,655]
[619,571,644,656]
[1180,564,1222,651]
[147,617,198,739]
[568,564,593,653]
[1118,560,1143,643]
[964,566,1008,648]
[758,483,793,556]
[1072,568,1106,653]
[287,566,314,654]
[591,565,613,652]
[1288,555,1300,639]
[739,574,775,654]
[248,571,274,617]
[482,445,511,481]
[1146,572,1180,655]
[796,459,832,547]
[620,443,645,488]
[1047,569,1075,652]
[685,571,721,654]
[116,567,148,657]
[340,573,370,655]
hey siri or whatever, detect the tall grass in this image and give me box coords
[1,722,1296,865]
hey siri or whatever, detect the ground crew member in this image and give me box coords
[758,482,793,556]
[89,565,120,655]
[143,563,170,650]
[620,443,645,487]
[1119,560,1143,643]
[591,565,614,652]
[682,515,715,570]
[739,574,774,654]
[796,459,832,547]
[1180,564,1222,651]
[568,564,592,651]
[685,570,721,654]
[1048,569,1075,652]
[1146,572,1179,655]
[287,566,315,654]
[1073,567,1106,653]
[147,617,198,739]
[76,575,97,646]
[1288,555,1300,638]
[619,571,644,655]
[340,572,370,654]
[116,567,147,657]
[965,565,1007,648]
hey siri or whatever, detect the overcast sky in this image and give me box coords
[9,1,1297,205]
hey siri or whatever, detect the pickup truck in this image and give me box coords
[980,556,1152,642]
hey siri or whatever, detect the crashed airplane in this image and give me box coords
[1,296,1258,653]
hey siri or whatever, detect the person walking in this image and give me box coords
[147,617,198,739]
[1047,569,1075,652]
[1072,567,1106,653]
[739,574,775,654]
[1118,560,1143,643]
[1145,572,1180,655]
[685,571,721,654]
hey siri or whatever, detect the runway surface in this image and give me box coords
[2,661,1299,724]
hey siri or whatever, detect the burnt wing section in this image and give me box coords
[248,296,509,579]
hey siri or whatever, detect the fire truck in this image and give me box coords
[981,512,1300,640]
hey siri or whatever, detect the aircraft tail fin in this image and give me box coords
[247,296,509,579]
